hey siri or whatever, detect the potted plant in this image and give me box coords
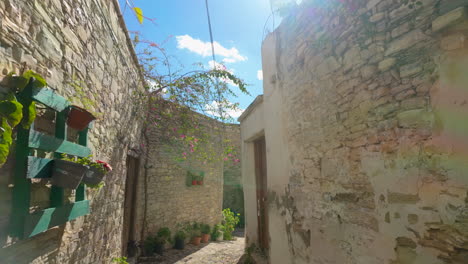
[197,172,205,186]
[187,171,198,186]
[143,235,157,256]
[190,222,202,246]
[51,156,89,189]
[66,105,96,131]
[174,230,186,250]
[77,156,112,185]
[211,224,224,242]
[157,227,171,245]
[192,174,198,186]
[154,236,165,255]
[201,224,211,243]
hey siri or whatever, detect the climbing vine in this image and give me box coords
[0,70,46,167]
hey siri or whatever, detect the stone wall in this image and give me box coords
[142,110,225,234]
[0,0,145,263]
[242,0,468,263]
[223,124,244,226]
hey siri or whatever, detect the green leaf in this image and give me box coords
[22,70,47,88]
[0,118,13,167]
[22,101,36,129]
[133,7,144,24]
[0,100,23,127]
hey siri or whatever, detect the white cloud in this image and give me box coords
[205,100,244,119]
[176,35,247,63]
[257,70,263,81]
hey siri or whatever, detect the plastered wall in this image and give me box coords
[241,0,468,263]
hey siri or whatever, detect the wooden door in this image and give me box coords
[254,137,269,251]
[122,156,139,257]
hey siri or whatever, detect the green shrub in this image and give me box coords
[143,235,158,255]
[211,224,223,240]
[222,208,240,240]
[191,222,201,238]
[174,230,187,241]
[201,224,211,235]
[112,257,129,264]
[157,227,171,240]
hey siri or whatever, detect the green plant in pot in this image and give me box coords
[190,222,202,246]
[51,154,89,189]
[76,156,112,186]
[154,227,171,255]
[200,224,211,243]
[211,224,224,242]
[222,208,240,241]
[174,230,187,250]
[143,235,157,256]
[153,236,165,255]
[197,172,205,186]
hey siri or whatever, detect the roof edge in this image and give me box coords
[238,95,264,123]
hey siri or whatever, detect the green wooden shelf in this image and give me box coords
[10,82,91,239]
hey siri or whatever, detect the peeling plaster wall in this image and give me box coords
[241,0,468,263]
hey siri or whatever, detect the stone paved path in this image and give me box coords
[138,230,245,264]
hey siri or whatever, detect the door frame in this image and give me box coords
[254,136,269,252]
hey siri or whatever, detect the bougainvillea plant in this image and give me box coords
[131,31,247,167]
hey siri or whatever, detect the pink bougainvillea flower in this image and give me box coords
[194,138,199,143]
[182,152,187,156]
[180,134,186,139]
[172,127,177,132]
[234,159,240,163]
[96,160,112,172]
[228,153,232,157]
[223,157,228,161]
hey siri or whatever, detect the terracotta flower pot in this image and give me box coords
[197,180,203,185]
[67,106,96,131]
[191,236,202,246]
[192,180,198,185]
[51,160,88,189]
[201,234,210,243]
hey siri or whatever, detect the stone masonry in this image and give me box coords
[241,0,468,263]
[0,0,145,263]
[142,109,225,234]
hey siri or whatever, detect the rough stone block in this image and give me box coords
[370,12,385,23]
[399,63,422,78]
[432,7,467,32]
[397,109,434,128]
[400,97,426,110]
[378,58,396,71]
[388,192,420,204]
[316,56,340,78]
[385,30,428,56]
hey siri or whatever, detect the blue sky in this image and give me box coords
[118,0,278,118]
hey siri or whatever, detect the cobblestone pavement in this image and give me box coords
[138,230,245,264]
